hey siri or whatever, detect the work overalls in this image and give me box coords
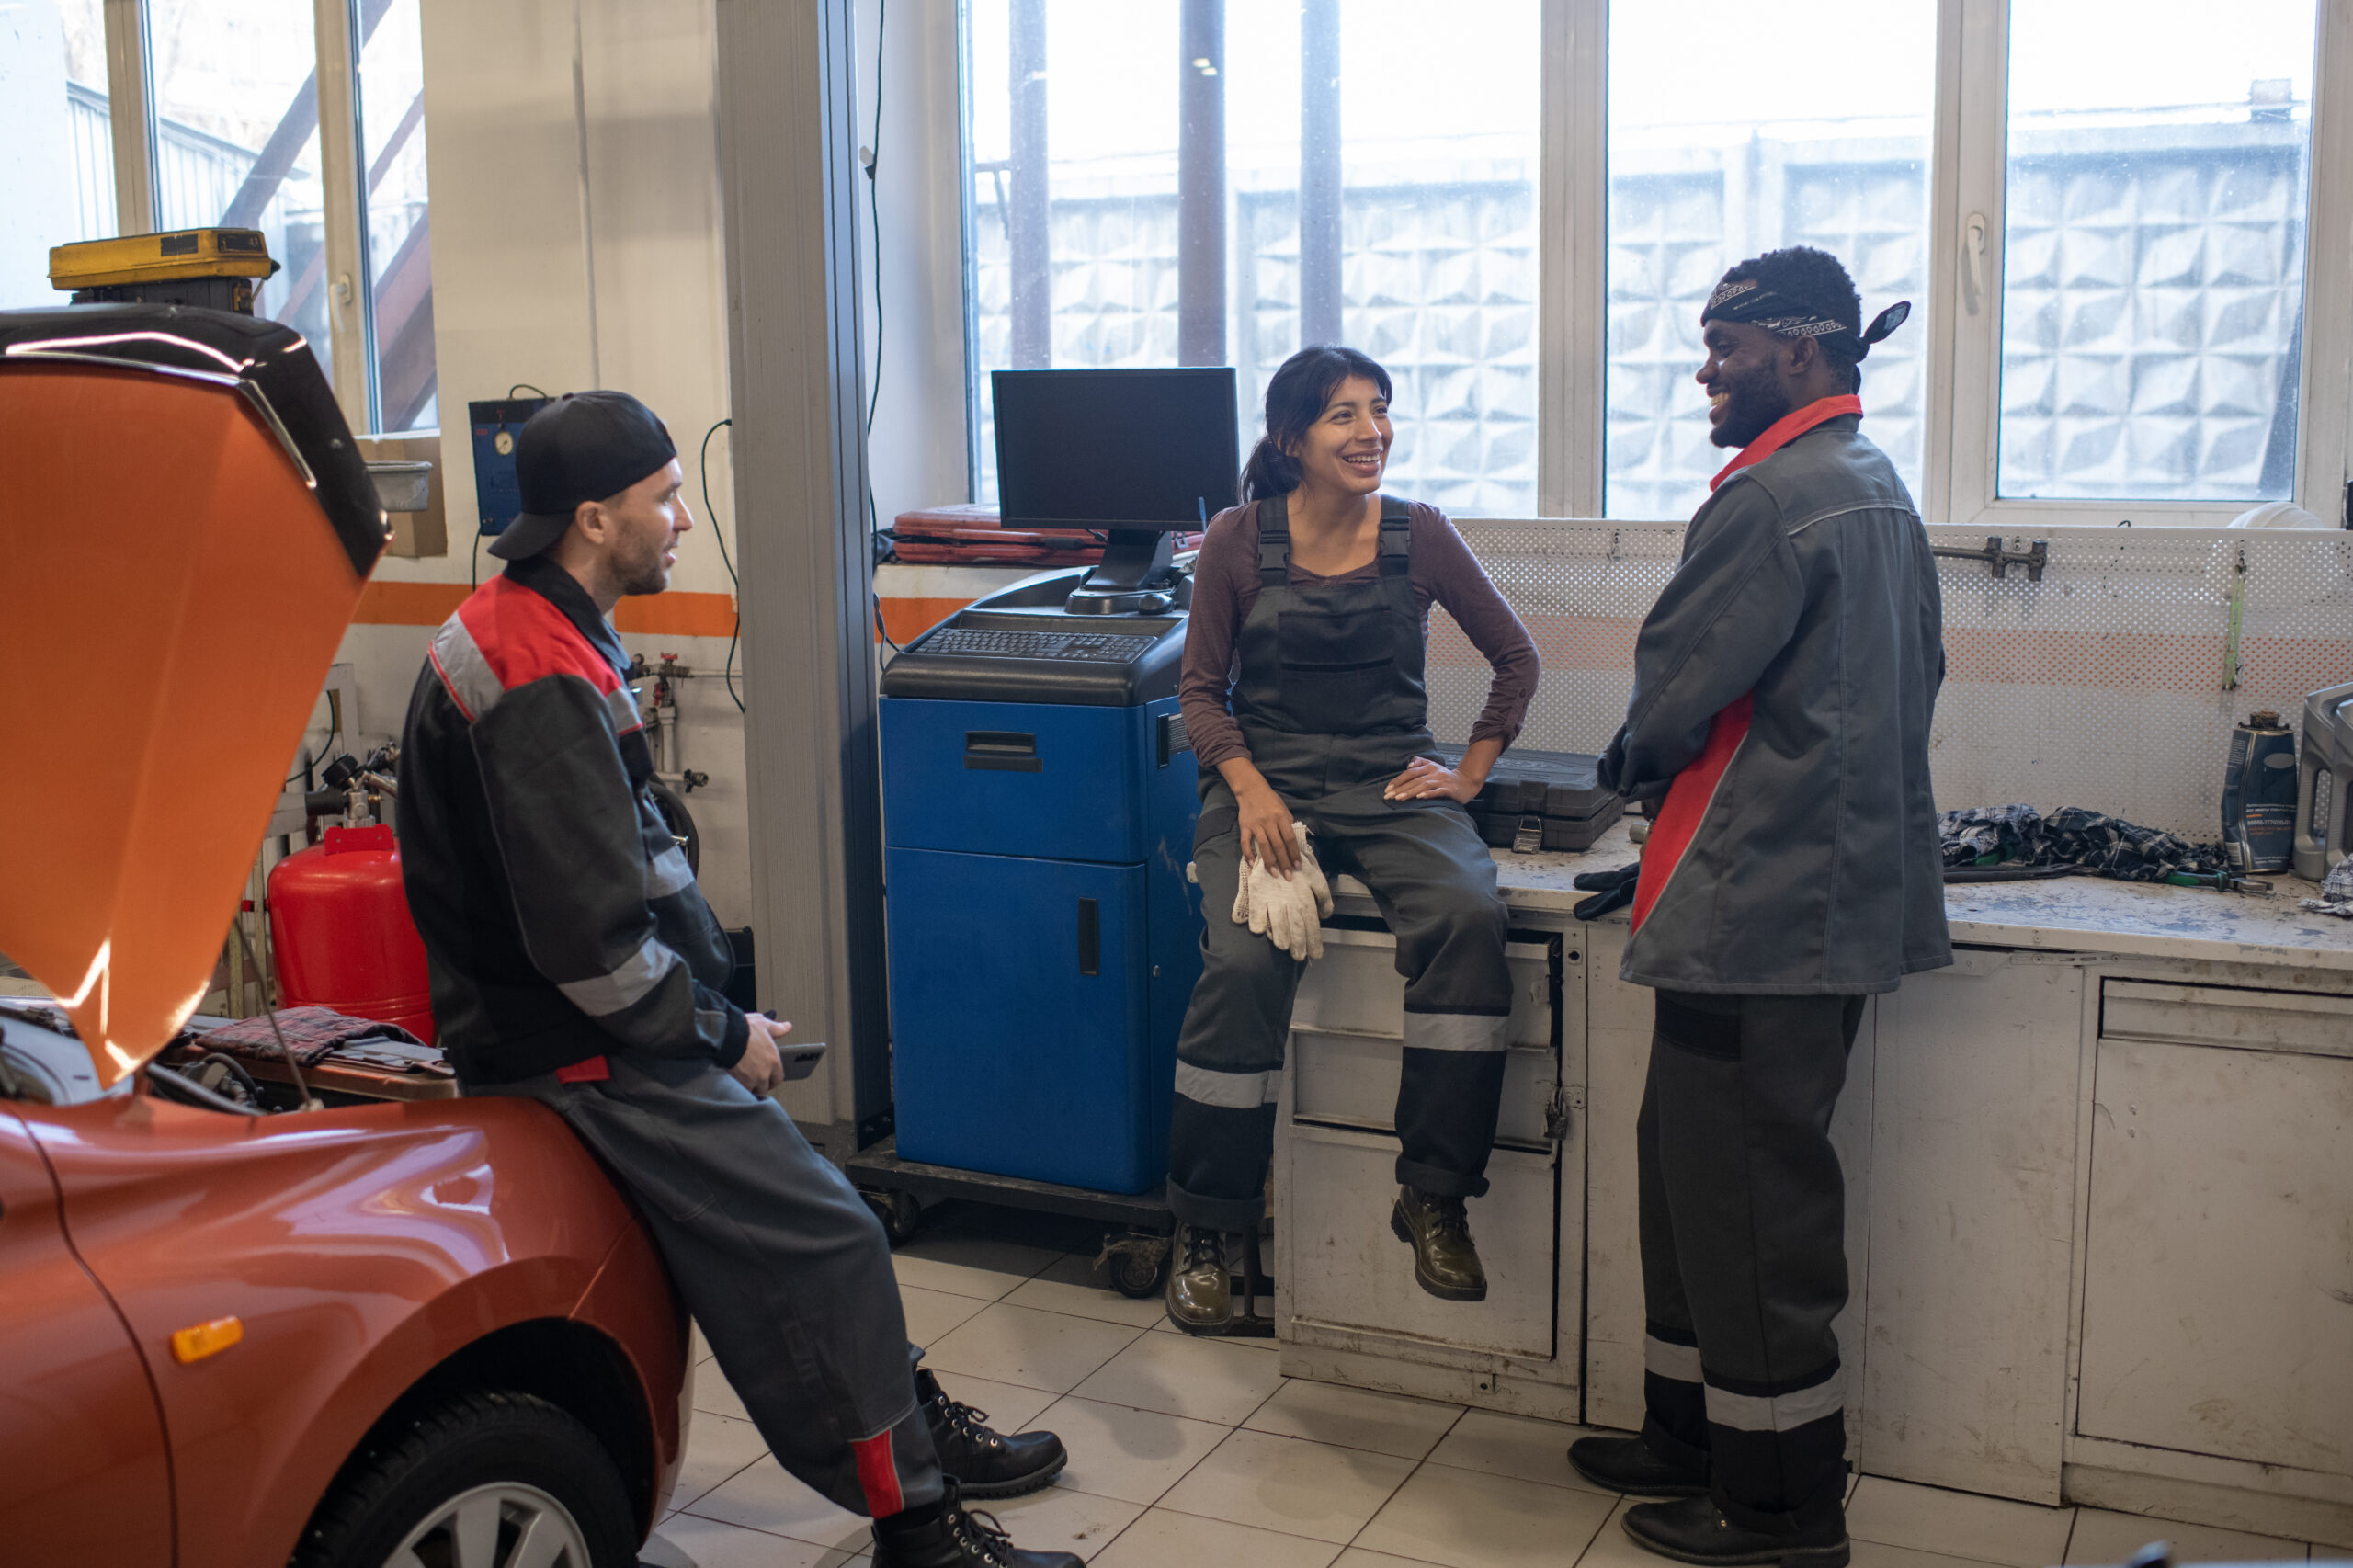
[1165,494,1515,1232]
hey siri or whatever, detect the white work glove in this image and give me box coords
[1232,823,1333,961]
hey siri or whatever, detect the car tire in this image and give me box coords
[294,1387,640,1568]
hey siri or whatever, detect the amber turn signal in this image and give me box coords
[170,1316,244,1364]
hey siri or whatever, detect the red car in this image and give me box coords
[0,301,691,1567]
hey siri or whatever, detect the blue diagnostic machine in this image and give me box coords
[466,395,550,536]
[878,367,1237,1194]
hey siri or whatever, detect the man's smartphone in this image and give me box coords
[777,1040,827,1081]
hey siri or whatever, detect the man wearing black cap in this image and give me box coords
[1571,249,1950,1566]
[397,391,1079,1568]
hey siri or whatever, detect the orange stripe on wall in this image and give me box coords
[350,579,738,637]
[879,597,972,644]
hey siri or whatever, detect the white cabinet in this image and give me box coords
[1864,948,2086,1504]
[1276,924,1584,1410]
[2075,983,2353,1476]
[1287,1126,1559,1359]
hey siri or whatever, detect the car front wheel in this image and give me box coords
[296,1388,640,1568]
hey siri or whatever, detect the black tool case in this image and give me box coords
[1433,744,1624,853]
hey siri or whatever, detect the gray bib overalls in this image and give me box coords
[1165,494,1516,1232]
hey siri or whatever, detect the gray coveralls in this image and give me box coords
[1165,495,1515,1233]
[480,1058,943,1518]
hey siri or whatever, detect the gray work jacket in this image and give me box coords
[1598,414,1953,994]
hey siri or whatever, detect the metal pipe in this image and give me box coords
[1007,0,1051,369]
[1298,0,1342,348]
[1177,0,1226,366]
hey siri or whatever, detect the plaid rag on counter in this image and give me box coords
[1938,805,2228,883]
[195,1006,449,1074]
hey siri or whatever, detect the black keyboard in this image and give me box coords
[919,627,1156,663]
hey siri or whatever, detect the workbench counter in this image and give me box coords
[1330,818,2353,972]
[1303,820,2353,1546]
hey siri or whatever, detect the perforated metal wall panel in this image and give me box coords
[1430,521,2353,840]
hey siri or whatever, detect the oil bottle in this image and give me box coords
[2222,711,2298,873]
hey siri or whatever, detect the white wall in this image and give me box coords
[0,0,78,310]
[335,0,964,934]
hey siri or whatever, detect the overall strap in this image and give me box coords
[1256,494,1290,586]
[1376,494,1413,577]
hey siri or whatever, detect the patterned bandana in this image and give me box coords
[1701,277,1912,362]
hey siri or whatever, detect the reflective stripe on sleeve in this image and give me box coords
[557,934,679,1017]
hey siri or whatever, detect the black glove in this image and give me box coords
[1572,862,1641,921]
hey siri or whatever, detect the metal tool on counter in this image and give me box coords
[2163,869,2273,893]
[2292,679,2353,881]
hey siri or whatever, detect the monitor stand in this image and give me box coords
[1065,528,1180,616]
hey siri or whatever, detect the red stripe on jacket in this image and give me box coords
[460,574,626,698]
[1631,396,1860,934]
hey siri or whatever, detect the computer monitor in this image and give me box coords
[992,367,1239,531]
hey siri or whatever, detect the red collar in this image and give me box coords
[1708,394,1861,493]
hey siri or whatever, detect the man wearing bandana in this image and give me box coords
[1574,247,1951,1566]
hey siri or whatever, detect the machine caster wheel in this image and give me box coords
[862,1188,921,1245]
[1099,1233,1171,1298]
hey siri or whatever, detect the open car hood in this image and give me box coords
[0,303,385,1085]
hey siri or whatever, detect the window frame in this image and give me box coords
[92,0,395,436]
[951,0,2353,529]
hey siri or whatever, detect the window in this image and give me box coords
[357,0,435,431]
[962,0,1542,516]
[1603,0,1938,520]
[150,0,334,382]
[945,1,2349,528]
[1995,0,2315,503]
[0,0,114,309]
[6,0,434,435]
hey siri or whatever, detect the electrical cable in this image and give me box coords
[283,721,339,788]
[146,1062,264,1117]
[699,417,745,712]
[181,1049,266,1108]
[865,0,898,664]
[471,528,483,589]
[506,382,551,399]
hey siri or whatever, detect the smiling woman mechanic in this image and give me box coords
[1163,347,1540,1333]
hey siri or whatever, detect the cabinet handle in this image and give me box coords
[1077,898,1100,976]
[964,731,1040,772]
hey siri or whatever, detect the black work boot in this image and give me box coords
[1568,1433,1709,1497]
[1165,1222,1234,1334]
[1390,1186,1487,1301]
[872,1481,1084,1568]
[918,1364,1066,1499]
[1620,1495,1849,1568]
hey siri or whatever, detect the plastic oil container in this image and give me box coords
[2222,711,2298,873]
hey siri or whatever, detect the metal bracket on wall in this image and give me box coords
[1932,536,2051,581]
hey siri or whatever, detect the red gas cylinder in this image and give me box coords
[265,824,437,1043]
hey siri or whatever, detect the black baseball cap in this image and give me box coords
[488,390,679,560]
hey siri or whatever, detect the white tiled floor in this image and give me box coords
[654,1230,2333,1568]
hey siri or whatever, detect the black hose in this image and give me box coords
[147,1062,264,1117]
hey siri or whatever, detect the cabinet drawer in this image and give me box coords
[1293,1028,1560,1148]
[1284,1123,1557,1359]
[1290,929,1554,1048]
[2077,1037,2353,1472]
[2102,979,2353,1058]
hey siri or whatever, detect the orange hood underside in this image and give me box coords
[0,363,371,1083]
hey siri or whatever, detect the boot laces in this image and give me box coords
[951,1499,1019,1567]
[1430,1194,1471,1238]
[933,1392,1002,1452]
[1180,1224,1226,1269]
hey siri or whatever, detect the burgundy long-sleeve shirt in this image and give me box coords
[1179,500,1540,772]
